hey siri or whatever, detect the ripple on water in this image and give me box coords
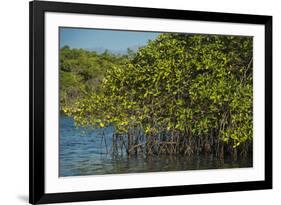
[59,115,253,177]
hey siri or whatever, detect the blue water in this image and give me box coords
[59,115,114,176]
[59,115,252,177]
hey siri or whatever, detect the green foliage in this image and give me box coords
[59,46,127,110]
[63,33,253,149]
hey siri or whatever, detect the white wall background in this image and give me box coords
[0,0,279,204]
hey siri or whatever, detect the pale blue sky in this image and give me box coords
[60,27,161,53]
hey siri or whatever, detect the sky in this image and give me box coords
[60,27,161,53]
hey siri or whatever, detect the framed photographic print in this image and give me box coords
[29,0,272,204]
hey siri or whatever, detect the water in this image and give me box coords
[59,115,252,177]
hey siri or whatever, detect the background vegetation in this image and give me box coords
[61,33,253,161]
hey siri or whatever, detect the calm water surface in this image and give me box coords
[59,115,252,177]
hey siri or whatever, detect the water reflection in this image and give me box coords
[59,115,252,177]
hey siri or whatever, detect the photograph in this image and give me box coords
[59,27,253,177]
[29,1,272,203]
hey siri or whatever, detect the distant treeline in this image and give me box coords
[61,33,253,161]
[60,46,129,110]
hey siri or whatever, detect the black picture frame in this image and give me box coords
[29,0,272,204]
